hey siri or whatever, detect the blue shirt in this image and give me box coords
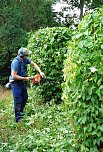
[9,56,31,81]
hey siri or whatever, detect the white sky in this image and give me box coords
[52,1,68,13]
[52,0,85,17]
[52,1,83,27]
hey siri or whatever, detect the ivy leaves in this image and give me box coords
[62,7,103,151]
[28,27,72,103]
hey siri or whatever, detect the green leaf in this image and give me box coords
[98,125,103,131]
[73,33,83,39]
[101,44,103,49]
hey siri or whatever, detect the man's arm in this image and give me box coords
[12,70,30,81]
[30,61,45,77]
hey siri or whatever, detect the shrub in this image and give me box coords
[62,7,103,151]
[27,27,72,103]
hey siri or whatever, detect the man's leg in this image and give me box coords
[11,82,23,122]
[20,83,28,113]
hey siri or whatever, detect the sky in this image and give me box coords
[52,0,68,12]
[52,0,80,24]
[52,0,80,17]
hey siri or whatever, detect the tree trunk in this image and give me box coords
[79,0,85,21]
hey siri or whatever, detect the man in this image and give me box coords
[9,47,44,123]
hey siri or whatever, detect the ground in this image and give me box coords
[0,85,103,151]
[0,86,11,101]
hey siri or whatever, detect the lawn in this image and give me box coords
[0,86,74,152]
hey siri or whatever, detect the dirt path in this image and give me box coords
[0,85,11,101]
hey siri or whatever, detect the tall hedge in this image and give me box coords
[27,27,72,103]
[62,7,103,151]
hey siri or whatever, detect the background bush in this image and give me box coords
[62,7,103,151]
[27,27,72,103]
[0,1,27,84]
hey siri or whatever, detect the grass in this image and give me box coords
[0,86,74,152]
[0,86,102,152]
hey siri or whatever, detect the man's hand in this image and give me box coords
[40,72,45,78]
[24,77,31,81]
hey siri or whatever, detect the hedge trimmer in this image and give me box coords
[30,74,55,85]
[30,74,43,84]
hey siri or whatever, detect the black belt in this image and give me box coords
[12,80,24,83]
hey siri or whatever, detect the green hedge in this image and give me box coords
[62,7,103,151]
[27,27,72,103]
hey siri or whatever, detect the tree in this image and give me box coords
[53,0,103,27]
[15,0,58,31]
[80,0,85,21]
[0,0,27,84]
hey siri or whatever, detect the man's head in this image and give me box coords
[18,47,32,58]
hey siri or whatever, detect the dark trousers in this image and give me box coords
[11,81,28,122]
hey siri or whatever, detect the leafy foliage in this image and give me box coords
[0,0,28,84]
[86,0,103,8]
[0,89,75,151]
[27,27,72,103]
[62,7,103,151]
[19,0,58,31]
